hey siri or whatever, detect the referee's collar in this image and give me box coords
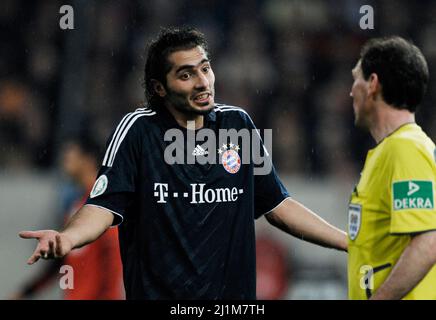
[156,104,217,130]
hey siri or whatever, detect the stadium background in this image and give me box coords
[1,0,436,299]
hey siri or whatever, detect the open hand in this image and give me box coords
[19,230,73,265]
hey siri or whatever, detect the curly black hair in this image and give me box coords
[143,27,209,109]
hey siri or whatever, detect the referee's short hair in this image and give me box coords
[360,36,429,112]
[143,27,209,109]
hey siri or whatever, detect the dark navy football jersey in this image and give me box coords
[86,103,290,299]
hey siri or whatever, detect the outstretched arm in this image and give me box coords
[370,230,436,300]
[265,198,347,252]
[19,205,114,265]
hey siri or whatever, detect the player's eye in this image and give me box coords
[202,65,210,73]
[180,72,191,80]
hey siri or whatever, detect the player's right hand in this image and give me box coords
[19,230,73,265]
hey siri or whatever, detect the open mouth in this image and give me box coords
[193,92,211,104]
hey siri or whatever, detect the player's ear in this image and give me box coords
[368,73,380,100]
[151,79,166,97]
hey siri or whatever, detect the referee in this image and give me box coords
[348,36,436,299]
[20,27,347,299]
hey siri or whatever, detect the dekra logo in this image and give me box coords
[393,180,434,210]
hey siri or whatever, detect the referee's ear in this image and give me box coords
[152,79,166,97]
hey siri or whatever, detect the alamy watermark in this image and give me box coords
[163,121,272,175]
[59,265,74,290]
[360,5,374,30]
[360,265,374,290]
[59,5,74,30]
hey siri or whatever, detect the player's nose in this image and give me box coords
[195,72,209,89]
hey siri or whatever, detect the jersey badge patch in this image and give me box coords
[218,142,241,174]
[348,203,362,240]
[392,180,434,211]
[90,175,108,198]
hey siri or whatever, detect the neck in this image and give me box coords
[165,104,204,129]
[369,102,415,143]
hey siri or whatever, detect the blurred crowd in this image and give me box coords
[2,0,436,179]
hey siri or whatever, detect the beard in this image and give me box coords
[165,86,215,116]
[174,102,214,116]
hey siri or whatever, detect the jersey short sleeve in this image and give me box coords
[386,139,436,234]
[254,165,290,218]
[86,112,145,225]
[241,112,290,219]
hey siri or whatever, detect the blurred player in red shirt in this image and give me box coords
[12,137,124,300]
[256,234,290,299]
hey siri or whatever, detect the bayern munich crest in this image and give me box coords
[218,142,241,174]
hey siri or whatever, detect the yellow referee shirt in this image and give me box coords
[348,123,436,299]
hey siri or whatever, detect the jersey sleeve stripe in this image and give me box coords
[215,105,269,156]
[106,110,152,166]
[214,106,250,116]
[107,112,155,167]
[102,109,155,167]
[103,112,135,166]
[103,108,153,166]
